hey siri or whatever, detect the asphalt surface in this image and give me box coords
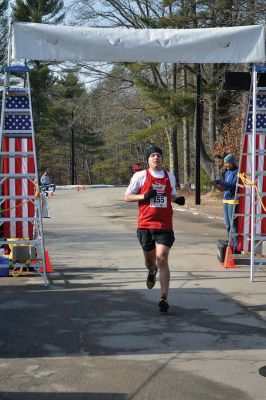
[0,187,266,400]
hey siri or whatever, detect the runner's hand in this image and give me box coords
[144,189,157,200]
[175,196,185,205]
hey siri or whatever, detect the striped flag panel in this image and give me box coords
[238,89,266,252]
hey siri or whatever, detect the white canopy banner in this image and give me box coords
[11,22,265,64]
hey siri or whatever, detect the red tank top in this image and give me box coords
[138,169,173,230]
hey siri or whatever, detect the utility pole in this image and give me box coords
[71,110,75,185]
[195,64,201,205]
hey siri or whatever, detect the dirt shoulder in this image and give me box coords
[177,189,224,220]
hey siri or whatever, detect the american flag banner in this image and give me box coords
[2,93,35,239]
[238,89,266,253]
[0,66,49,285]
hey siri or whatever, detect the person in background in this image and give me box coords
[40,171,50,186]
[40,171,56,196]
[124,145,185,312]
[212,154,239,252]
[132,162,143,174]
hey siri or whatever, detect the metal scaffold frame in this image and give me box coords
[250,66,266,280]
[228,65,266,281]
[0,65,48,285]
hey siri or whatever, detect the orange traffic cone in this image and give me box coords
[39,251,54,273]
[45,251,54,272]
[222,247,237,268]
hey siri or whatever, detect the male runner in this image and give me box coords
[124,145,185,312]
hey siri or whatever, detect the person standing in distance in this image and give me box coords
[124,145,185,312]
[212,153,239,252]
[40,171,50,196]
[40,171,50,186]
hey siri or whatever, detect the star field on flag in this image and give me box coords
[246,90,266,132]
[5,95,30,109]
[4,95,31,131]
[4,114,31,130]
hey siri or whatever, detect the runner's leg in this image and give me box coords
[156,243,170,296]
[143,248,157,272]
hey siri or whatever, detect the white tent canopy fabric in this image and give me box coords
[11,22,265,64]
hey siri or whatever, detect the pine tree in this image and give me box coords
[12,0,65,23]
[38,71,104,184]
[73,0,266,186]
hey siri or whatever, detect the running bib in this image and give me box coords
[150,194,167,208]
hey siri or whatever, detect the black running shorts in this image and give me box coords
[137,228,175,251]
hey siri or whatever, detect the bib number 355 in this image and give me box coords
[150,195,167,208]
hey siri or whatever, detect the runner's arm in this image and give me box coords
[167,173,178,202]
[168,174,185,205]
[124,171,148,202]
[124,193,145,202]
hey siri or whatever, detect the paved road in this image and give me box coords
[0,188,266,400]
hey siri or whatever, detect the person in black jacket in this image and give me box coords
[212,154,239,252]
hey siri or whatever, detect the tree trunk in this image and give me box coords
[165,125,180,185]
[208,65,217,153]
[192,103,214,180]
[183,118,190,187]
[85,159,92,184]
[181,65,191,187]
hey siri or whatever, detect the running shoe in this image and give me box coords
[159,295,169,312]
[146,268,158,289]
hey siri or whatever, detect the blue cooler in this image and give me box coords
[0,256,10,277]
